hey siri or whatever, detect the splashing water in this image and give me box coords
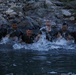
[53,38,67,45]
[0,37,9,44]
[13,34,75,51]
[0,34,75,50]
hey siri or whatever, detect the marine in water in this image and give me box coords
[35,20,55,42]
[7,22,23,42]
[56,23,74,43]
[20,28,36,44]
[0,20,76,45]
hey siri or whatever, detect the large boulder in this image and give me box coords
[61,9,72,16]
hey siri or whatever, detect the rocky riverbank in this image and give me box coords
[0,0,76,31]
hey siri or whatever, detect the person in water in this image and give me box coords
[0,24,7,40]
[20,28,36,44]
[35,20,54,42]
[56,23,74,42]
[7,22,23,42]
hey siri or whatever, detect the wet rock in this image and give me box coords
[69,16,75,21]
[51,21,56,26]
[0,0,75,32]
[0,15,8,24]
[45,0,53,6]
[0,0,2,3]
[6,8,17,16]
[10,4,22,13]
[67,0,76,9]
[53,1,64,6]
[25,16,40,28]
[18,12,23,17]
[61,9,72,16]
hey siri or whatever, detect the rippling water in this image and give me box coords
[0,50,76,75]
[0,36,76,75]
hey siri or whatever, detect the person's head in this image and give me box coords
[45,20,51,27]
[26,28,33,36]
[12,20,17,29]
[62,23,68,32]
[12,24,17,29]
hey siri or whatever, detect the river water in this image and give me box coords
[0,35,76,75]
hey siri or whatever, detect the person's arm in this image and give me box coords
[19,34,26,44]
[67,34,74,41]
[35,27,45,42]
[66,31,74,40]
[55,30,62,39]
[56,32,62,39]
[35,34,41,42]
[35,31,42,42]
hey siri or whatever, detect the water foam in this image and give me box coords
[12,34,75,51]
[0,35,75,51]
[0,37,9,44]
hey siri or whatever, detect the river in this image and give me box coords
[0,36,76,75]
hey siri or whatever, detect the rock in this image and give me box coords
[67,1,76,9]
[69,16,75,21]
[25,16,39,27]
[5,8,17,16]
[45,0,54,8]
[19,12,23,17]
[53,1,64,6]
[61,9,72,16]
[51,21,56,26]
[45,0,53,5]
[0,0,2,3]
[34,2,43,8]
[0,15,7,24]
[0,0,75,32]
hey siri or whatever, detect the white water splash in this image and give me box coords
[0,35,75,50]
[13,34,75,51]
[13,43,24,49]
[53,38,67,45]
[0,37,9,44]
